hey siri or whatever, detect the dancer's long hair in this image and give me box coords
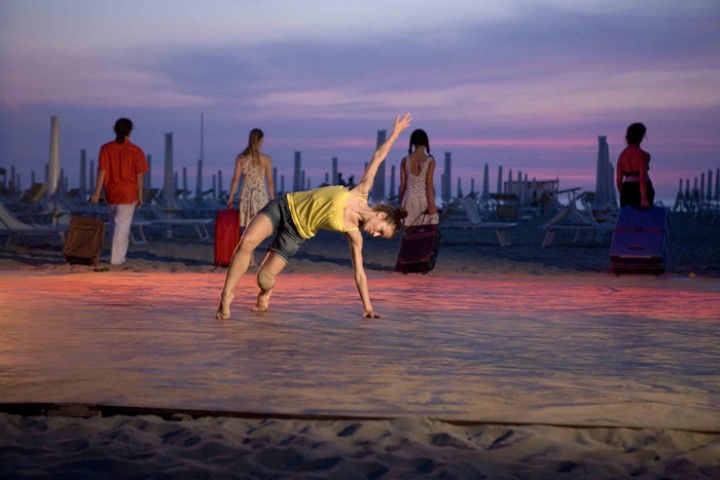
[373,204,408,237]
[241,128,264,166]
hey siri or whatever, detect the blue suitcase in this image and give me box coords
[610,206,668,274]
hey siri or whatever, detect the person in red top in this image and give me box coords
[91,118,149,265]
[616,122,654,208]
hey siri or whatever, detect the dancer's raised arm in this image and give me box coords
[351,113,412,197]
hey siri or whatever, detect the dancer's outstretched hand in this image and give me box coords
[363,309,385,319]
[393,113,412,134]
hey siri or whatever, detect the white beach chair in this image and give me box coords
[441,197,516,247]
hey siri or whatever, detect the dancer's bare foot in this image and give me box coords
[216,291,234,319]
[250,290,272,312]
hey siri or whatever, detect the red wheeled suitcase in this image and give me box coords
[395,223,441,274]
[63,216,104,265]
[214,209,240,267]
[610,206,668,274]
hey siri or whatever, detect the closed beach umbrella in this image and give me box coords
[594,135,610,210]
[47,116,61,197]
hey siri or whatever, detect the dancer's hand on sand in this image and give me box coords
[363,309,384,319]
[393,113,412,135]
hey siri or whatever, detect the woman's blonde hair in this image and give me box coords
[241,128,264,166]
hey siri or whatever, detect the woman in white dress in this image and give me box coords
[398,129,438,226]
[227,128,275,265]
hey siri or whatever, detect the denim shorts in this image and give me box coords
[258,196,305,263]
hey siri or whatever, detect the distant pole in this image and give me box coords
[332,157,338,185]
[700,172,705,200]
[47,116,61,197]
[89,162,95,193]
[389,164,396,199]
[272,167,278,197]
[200,113,204,164]
[145,154,152,189]
[212,174,217,199]
[517,170,523,203]
[497,165,503,194]
[507,169,512,194]
[79,149,87,196]
[707,170,713,200]
[715,168,720,200]
[442,152,452,204]
[182,166,188,194]
[372,130,387,202]
[673,179,684,212]
[293,151,302,192]
[195,159,203,200]
[481,163,489,201]
[594,135,610,210]
[218,169,223,198]
[163,132,175,206]
[456,177,462,199]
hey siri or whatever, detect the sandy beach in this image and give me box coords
[1,211,719,478]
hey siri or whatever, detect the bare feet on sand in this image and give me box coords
[215,292,234,320]
[250,290,272,312]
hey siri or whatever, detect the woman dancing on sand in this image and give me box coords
[216,113,412,320]
[226,128,275,265]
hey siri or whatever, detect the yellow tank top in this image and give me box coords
[287,186,358,239]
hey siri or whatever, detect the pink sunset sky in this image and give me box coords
[1,0,719,202]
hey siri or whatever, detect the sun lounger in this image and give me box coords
[137,205,212,240]
[541,192,616,247]
[0,202,67,249]
[441,197,516,247]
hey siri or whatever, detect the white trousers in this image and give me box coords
[108,203,136,265]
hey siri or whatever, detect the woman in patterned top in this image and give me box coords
[227,128,275,265]
[216,114,412,321]
[398,128,437,226]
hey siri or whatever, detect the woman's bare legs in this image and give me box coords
[216,214,274,319]
[251,252,288,312]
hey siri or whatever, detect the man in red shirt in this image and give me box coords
[91,118,149,265]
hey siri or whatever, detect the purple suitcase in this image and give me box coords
[395,224,440,274]
[610,206,668,274]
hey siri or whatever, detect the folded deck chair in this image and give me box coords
[540,193,615,247]
[0,203,67,249]
[441,197,516,247]
[136,205,212,240]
